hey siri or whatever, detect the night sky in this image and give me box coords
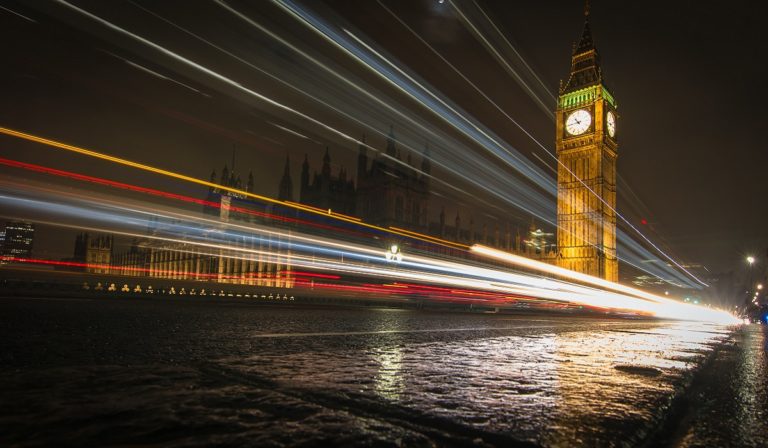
[1,0,766,286]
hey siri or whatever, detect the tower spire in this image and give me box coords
[421,142,431,175]
[357,134,368,182]
[386,125,396,157]
[321,147,331,179]
[278,154,293,201]
[574,10,595,55]
[562,3,601,93]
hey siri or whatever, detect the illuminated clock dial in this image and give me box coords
[606,111,616,137]
[565,109,591,136]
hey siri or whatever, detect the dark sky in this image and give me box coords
[1,0,766,285]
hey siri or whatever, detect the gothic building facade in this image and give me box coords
[107,121,559,287]
[73,233,113,274]
[99,12,629,287]
[111,161,294,288]
[288,126,556,259]
[356,128,430,231]
[284,127,430,231]
[298,148,356,215]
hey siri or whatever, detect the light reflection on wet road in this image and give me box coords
[0,297,738,446]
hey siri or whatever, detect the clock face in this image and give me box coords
[606,111,616,137]
[565,109,591,136]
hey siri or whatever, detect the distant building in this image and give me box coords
[0,221,35,262]
[299,148,356,216]
[103,124,560,286]
[295,126,555,260]
[279,126,558,272]
[295,128,431,230]
[111,242,151,277]
[110,161,294,288]
[73,233,113,274]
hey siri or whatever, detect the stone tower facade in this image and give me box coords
[555,6,618,282]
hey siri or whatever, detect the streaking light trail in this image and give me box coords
[0,172,738,325]
[0,118,704,291]
[442,0,708,287]
[29,0,703,289]
[261,0,707,288]
[0,127,467,250]
[0,123,705,294]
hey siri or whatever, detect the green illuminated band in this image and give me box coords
[559,85,617,109]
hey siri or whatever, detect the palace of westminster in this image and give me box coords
[84,8,619,287]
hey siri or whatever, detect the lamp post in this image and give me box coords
[747,256,756,289]
[744,255,758,321]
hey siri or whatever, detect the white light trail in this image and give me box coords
[49,0,710,289]
[470,244,736,324]
[448,1,708,287]
[264,0,706,289]
[53,0,371,153]
[0,177,738,325]
[122,58,205,95]
[0,4,37,23]
[448,0,555,119]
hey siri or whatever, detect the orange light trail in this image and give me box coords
[388,226,465,248]
[472,244,667,303]
[0,156,371,238]
[0,129,739,323]
[470,245,739,324]
[0,126,467,250]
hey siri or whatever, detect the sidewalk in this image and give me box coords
[655,324,767,447]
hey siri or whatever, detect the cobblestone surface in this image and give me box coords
[0,296,737,447]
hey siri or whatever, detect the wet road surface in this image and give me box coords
[0,296,749,447]
[654,324,768,448]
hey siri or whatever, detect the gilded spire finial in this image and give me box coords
[585,0,590,17]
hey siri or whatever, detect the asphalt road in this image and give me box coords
[0,296,757,447]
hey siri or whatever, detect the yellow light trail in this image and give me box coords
[472,244,665,302]
[0,126,467,251]
[388,226,463,248]
[470,244,738,324]
[2,177,738,324]
[378,0,707,288]
[0,139,737,323]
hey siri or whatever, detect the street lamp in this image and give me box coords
[746,256,757,303]
[759,284,764,290]
[385,244,403,262]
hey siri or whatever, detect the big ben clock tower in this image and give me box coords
[556,4,618,282]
